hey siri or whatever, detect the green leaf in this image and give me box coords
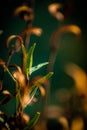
[21,44,27,73]
[21,44,26,54]
[25,43,36,79]
[33,72,54,86]
[30,62,49,74]
[23,112,40,130]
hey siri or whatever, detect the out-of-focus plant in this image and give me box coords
[0,2,53,130]
[64,63,87,115]
[47,2,82,72]
[47,23,81,74]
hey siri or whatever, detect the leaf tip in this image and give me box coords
[36,112,40,115]
[50,71,54,76]
[33,43,36,47]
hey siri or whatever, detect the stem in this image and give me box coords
[6,68,16,82]
[6,55,13,67]
[25,34,31,51]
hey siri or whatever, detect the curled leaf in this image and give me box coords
[0,90,12,105]
[28,72,53,102]
[21,86,38,109]
[20,27,42,36]
[9,64,22,73]
[32,72,54,87]
[48,3,64,21]
[29,76,49,102]
[22,113,30,124]
[57,25,81,36]
[14,5,33,15]
[14,5,34,22]
[6,35,23,52]
[33,85,46,103]
[50,24,81,50]
[38,85,45,97]
[64,63,87,96]
[13,71,26,87]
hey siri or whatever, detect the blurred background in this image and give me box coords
[0,0,87,129]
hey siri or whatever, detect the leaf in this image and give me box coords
[64,63,87,96]
[14,5,33,17]
[24,71,53,107]
[9,64,22,73]
[21,27,42,36]
[25,43,36,79]
[22,44,27,73]
[6,35,23,52]
[13,70,26,88]
[22,85,38,109]
[32,86,46,103]
[30,62,49,74]
[23,112,40,130]
[0,58,7,71]
[22,44,26,55]
[0,90,12,105]
[24,72,54,105]
[33,72,54,86]
[0,58,5,66]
